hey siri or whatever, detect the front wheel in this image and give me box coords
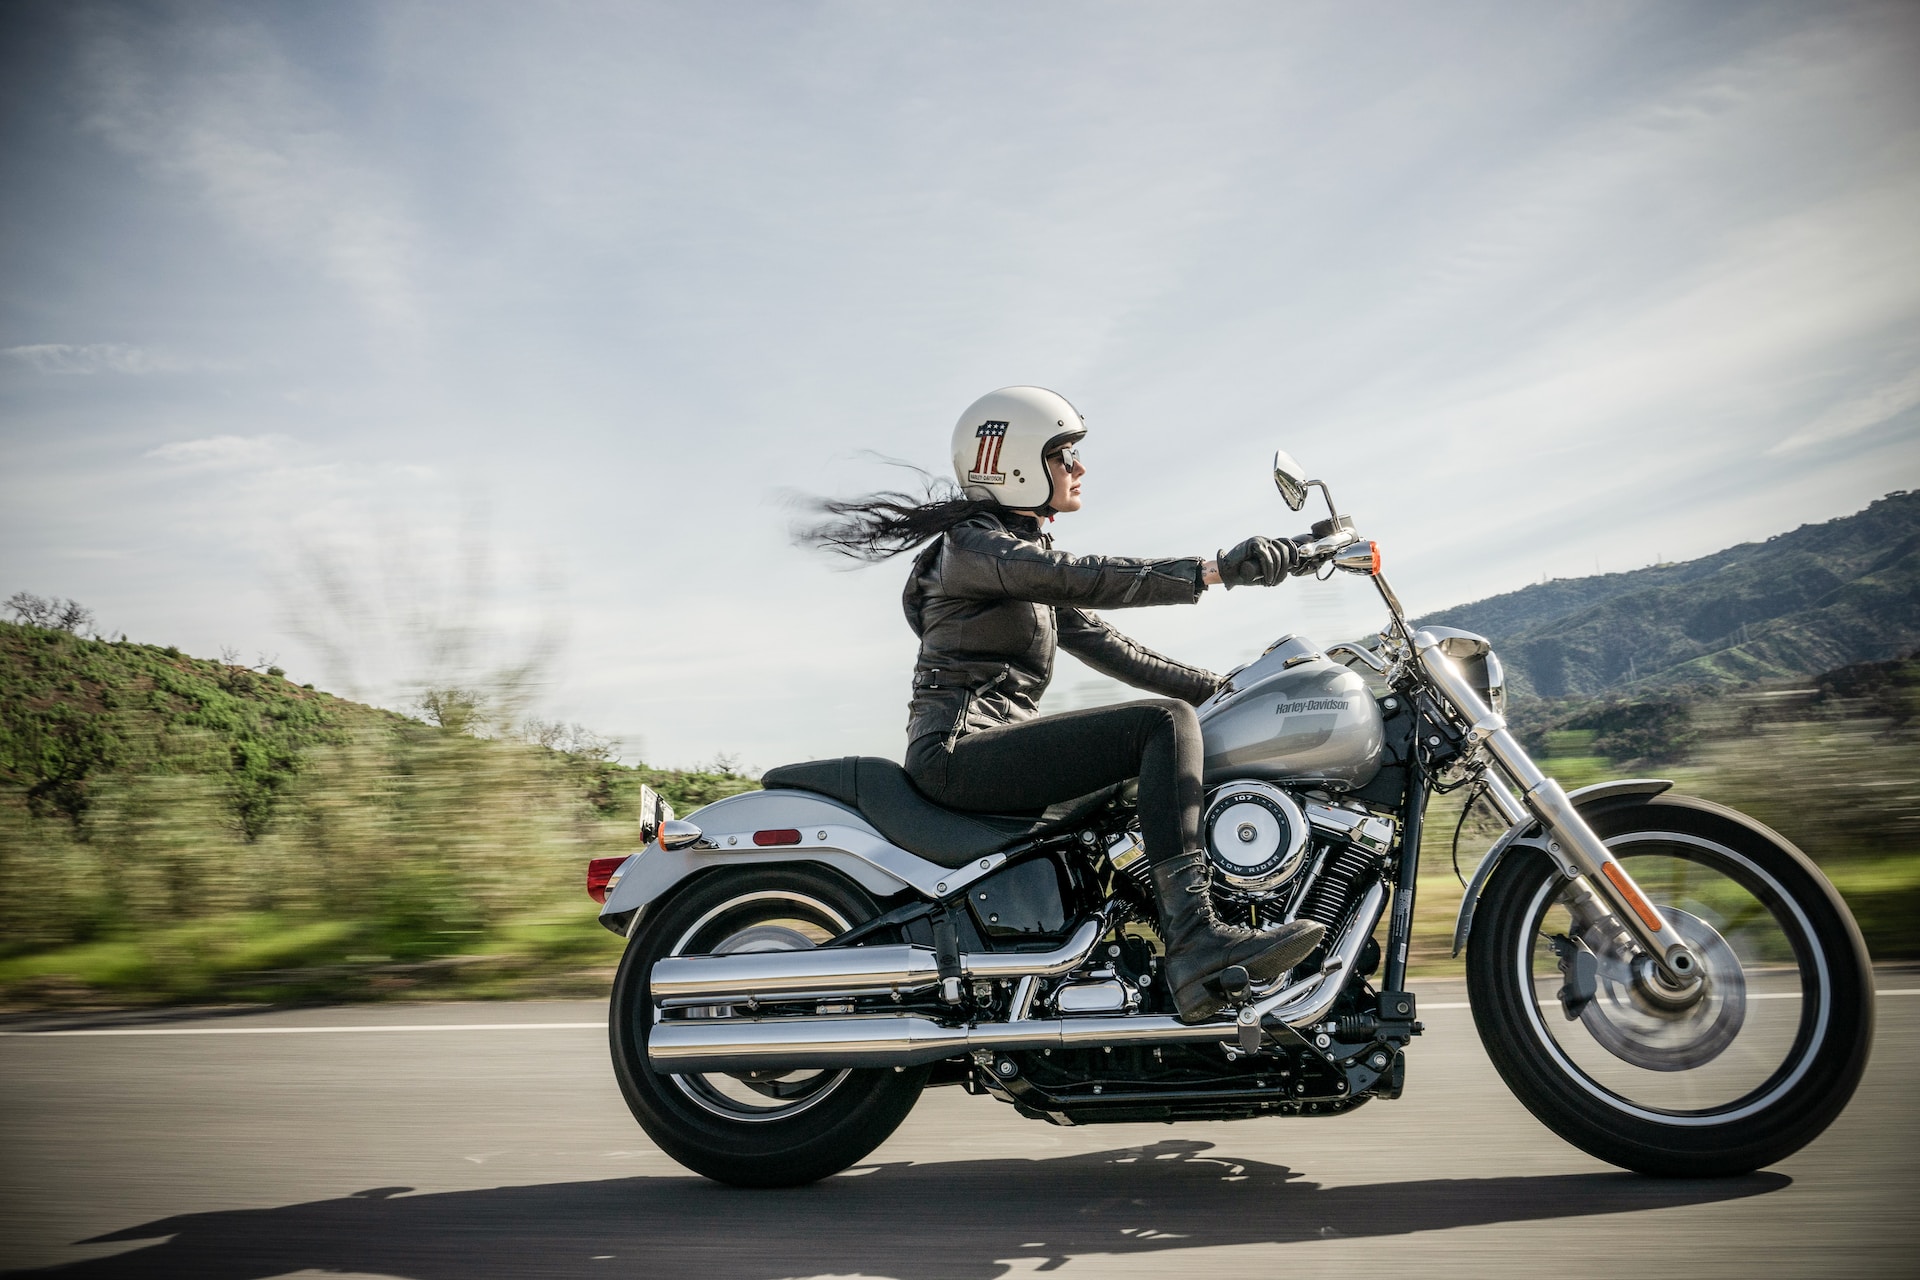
[1466,793,1873,1176]
[610,865,929,1186]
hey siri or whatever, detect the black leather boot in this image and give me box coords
[1150,851,1325,1023]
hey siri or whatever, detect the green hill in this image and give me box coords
[1416,490,1920,700]
[0,620,755,1006]
[1,622,385,840]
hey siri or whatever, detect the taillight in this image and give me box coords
[587,855,629,904]
[753,828,802,846]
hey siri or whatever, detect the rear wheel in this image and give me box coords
[1466,793,1873,1176]
[610,864,929,1187]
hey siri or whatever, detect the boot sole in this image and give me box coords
[1171,923,1327,1024]
[1238,922,1326,984]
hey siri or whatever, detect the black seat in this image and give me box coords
[761,756,1121,868]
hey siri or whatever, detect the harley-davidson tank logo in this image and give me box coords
[1274,698,1350,714]
[967,420,1009,485]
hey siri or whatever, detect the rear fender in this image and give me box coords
[597,788,1006,936]
[1450,779,1673,956]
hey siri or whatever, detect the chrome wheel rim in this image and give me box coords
[1515,831,1829,1125]
[653,891,855,1123]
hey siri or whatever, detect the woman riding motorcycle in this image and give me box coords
[808,386,1324,1022]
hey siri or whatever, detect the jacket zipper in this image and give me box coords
[944,665,1011,752]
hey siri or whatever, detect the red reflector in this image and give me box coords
[587,856,628,904]
[753,828,803,846]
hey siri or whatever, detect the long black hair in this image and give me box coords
[797,469,1004,563]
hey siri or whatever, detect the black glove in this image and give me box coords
[1216,536,1295,589]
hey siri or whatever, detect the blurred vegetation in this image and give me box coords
[2,600,1915,1009]
[1397,491,1920,972]
[1407,652,1920,972]
[0,618,757,1008]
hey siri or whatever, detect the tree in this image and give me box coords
[6,592,95,635]
[521,718,617,761]
[416,686,485,734]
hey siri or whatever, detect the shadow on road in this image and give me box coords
[7,1139,1788,1280]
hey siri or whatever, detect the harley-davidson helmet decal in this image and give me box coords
[967,420,1009,485]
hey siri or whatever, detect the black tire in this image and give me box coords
[610,864,929,1187]
[1466,792,1873,1176]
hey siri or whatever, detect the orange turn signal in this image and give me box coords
[1601,861,1663,932]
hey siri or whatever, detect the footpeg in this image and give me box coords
[1236,1004,1263,1055]
[1227,966,1262,1055]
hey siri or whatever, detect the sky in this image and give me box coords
[2,0,1917,769]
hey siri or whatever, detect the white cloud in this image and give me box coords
[4,343,185,375]
[74,9,422,331]
[145,434,294,469]
[1770,364,1920,455]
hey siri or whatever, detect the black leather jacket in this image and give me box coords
[903,510,1222,751]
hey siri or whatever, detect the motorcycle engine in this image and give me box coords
[1106,780,1397,935]
[1203,781,1312,894]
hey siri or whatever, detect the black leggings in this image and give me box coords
[905,699,1205,864]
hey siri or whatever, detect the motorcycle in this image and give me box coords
[589,452,1874,1187]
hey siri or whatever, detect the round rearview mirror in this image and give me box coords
[1273,450,1310,511]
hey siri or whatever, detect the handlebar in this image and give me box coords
[1290,526,1361,574]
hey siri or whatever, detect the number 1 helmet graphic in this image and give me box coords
[949,386,1087,511]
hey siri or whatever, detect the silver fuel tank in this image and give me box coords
[1195,634,1385,790]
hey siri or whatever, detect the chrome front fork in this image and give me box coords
[1413,633,1699,984]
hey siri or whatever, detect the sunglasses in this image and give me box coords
[1048,444,1083,470]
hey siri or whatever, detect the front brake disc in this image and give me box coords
[1576,907,1746,1072]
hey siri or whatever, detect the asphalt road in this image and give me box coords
[3,975,1917,1280]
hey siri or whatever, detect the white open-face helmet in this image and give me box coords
[950,386,1087,510]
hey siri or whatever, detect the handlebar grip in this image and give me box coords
[1288,528,1361,575]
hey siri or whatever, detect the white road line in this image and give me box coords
[3,990,1916,1037]
[1423,988,1920,1012]
[0,1022,604,1038]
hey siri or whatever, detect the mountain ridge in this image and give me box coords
[1414,490,1920,701]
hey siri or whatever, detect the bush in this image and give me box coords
[0,619,770,1001]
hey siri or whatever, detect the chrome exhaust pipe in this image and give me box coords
[1244,880,1389,1030]
[652,945,939,1006]
[651,918,1104,1007]
[646,1012,1238,1073]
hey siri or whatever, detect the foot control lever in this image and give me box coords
[1217,967,1263,1054]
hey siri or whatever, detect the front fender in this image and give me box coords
[597,788,999,937]
[1450,778,1673,956]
